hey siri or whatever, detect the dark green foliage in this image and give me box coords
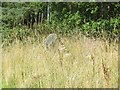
[2,27,31,45]
[1,2,120,45]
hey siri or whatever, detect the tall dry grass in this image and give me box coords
[2,35,118,88]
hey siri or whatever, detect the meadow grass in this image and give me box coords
[2,35,118,88]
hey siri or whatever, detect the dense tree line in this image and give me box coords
[1,2,120,44]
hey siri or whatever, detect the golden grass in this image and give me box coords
[2,35,118,88]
